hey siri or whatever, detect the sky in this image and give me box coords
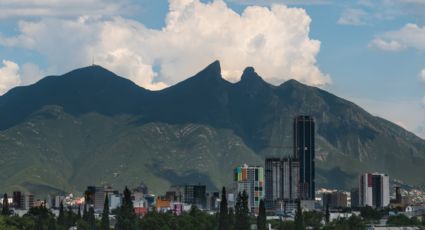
[0,0,424,138]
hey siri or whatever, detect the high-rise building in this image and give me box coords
[86,186,108,211]
[293,115,315,200]
[165,185,183,202]
[12,191,22,209]
[359,173,389,208]
[265,157,299,210]
[350,188,359,208]
[234,164,265,212]
[183,184,206,209]
[22,193,34,210]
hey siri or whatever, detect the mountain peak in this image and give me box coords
[240,67,262,82]
[237,66,269,88]
[194,60,222,79]
[64,65,118,79]
[283,79,304,86]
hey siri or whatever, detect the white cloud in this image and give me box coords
[337,8,367,25]
[369,38,405,51]
[0,0,135,18]
[228,0,329,5]
[420,69,425,82]
[0,0,331,90]
[0,60,21,95]
[370,24,425,51]
[20,63,45,86]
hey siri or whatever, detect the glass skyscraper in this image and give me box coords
[293,115,315,200]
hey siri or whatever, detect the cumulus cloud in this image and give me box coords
[337,8,367,25]
[369,38,405,51]
[370,24,425,51]
[228,0,329,5]
[0,60,21,95]
[0,0,135,18]
[0,0,330,90]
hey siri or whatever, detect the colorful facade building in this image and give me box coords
[234,164,265,212]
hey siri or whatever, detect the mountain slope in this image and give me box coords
[0,61,424,195]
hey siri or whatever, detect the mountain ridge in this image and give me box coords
[0,61,424,195]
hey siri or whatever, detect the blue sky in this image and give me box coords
[0,0,424,138]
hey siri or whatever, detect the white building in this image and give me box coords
[109,194,122,210]
[359,173,389,208]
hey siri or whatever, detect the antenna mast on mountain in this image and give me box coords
[92,56,95,66]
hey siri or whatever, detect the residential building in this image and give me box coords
[23,193,34,210]
[206,191,220,211]
[322,191,348,208]
[359,173,390,208]
[109,193,122,210]
[165,186,183,202]
[351,188,359,208]
[184,184,206,209]
[86,186,109,210]
[133,182,149,194]
[156,196,171,212]
[265,157,300,210]
[54,196,65,208]
[234,164,265,212]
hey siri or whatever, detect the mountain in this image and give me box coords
[0,61,424,195]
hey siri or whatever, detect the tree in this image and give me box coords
[1,194,9,216]
[294,201,304,230]
[257,199,266,230]
[77,205,82,220]
[387,215,420,226]
[228,207,235,230]
[303,211,323,229]
[66,206,77,228]
[115,186,137,230]
[57,201,65,226]
[235,191,250,230]
[47,218,56,230]
[101,195,110,230]
[218,186,228,230]
[360,206,382,221]
[83,203,88,222]
[88,206,96,230]
[325,204,330,224]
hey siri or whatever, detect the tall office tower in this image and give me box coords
[265,157,300,210]
[293,115,315,200]
[12,191,22,209]
[359,173,390,208]
[234,164,265,212]
[183,184,206,209]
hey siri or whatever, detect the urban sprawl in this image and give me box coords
[1,116,425,229]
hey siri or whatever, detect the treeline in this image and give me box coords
[2,187,425,230]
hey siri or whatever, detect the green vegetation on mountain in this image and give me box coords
[0,61,424,195]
